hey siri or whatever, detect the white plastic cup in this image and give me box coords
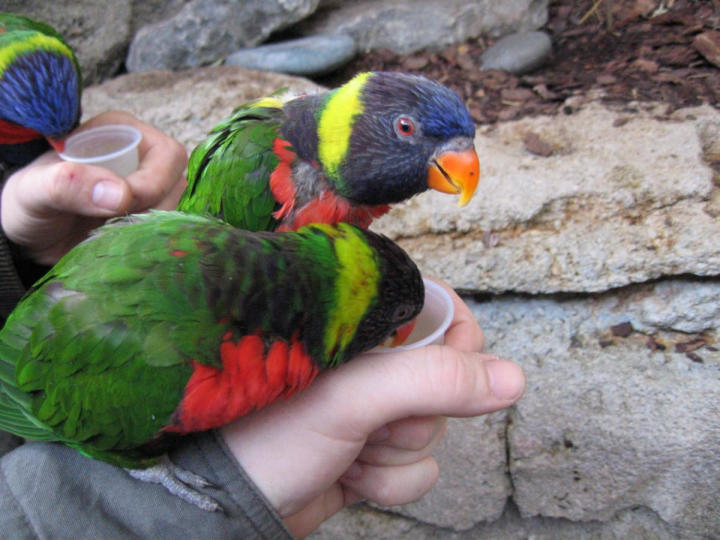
[368,278,455,353]
[58,124,142,177]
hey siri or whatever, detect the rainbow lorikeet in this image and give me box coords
[0,12,81,167]
[178,71,480,232]
[0,211,423,510]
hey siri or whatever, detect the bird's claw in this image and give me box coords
[126,455,222,512]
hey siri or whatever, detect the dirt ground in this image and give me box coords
[317,0,720,124]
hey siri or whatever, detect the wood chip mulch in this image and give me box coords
[317,0,720,124]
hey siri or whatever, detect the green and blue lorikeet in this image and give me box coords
[178,71,480,232]
[0,211,423,510]
[0,13,81,167]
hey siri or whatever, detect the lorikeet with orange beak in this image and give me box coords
[0,13,81,167]
[0,211,424,510]
[178,71,480,232]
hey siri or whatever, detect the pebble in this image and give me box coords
[225,34,356,77]
[481,31,552,75]
[693,31,720,68]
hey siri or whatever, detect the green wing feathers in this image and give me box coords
[179,102,287,231]
[0,212,323,464]
[0,319,57,441]
[0,213,220,461]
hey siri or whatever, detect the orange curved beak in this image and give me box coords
[427,147,480,207]
[388,318,417,347]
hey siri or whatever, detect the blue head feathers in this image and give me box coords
[0,14,82,145]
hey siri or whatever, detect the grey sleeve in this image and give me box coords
[0,431,293,540]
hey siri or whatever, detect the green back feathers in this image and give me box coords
[0,13,65,39]
[179,100,285,230]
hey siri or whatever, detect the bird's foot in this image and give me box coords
[126,455,222,512]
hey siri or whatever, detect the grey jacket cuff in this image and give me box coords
[0,431,292,539]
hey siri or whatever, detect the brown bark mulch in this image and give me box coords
[316,0,720,124]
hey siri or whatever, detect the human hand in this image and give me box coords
[1,110,187,264]
[221,281,525,538]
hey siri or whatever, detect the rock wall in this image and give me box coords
[82,66,720,539]
[295,0,548,54]
[126,0,321,72]
[372,103,720,293]
[5,1,548,81]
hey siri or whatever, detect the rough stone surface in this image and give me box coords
[380,413,511,529]
[627,279,720,334]
[314,278,720,539]
[126,0,320,72]
[296,0,549,54]
[225,34,356,76]
[2,0,133,84]
[469,280,720,539]
[81,66,324,150]
[312,502,676,539]
[129,0,188,32]
[481,31,553,74]
[372,102,720,294]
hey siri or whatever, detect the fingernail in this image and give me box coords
[340,461,362,481]
[92,181,124,210]
[486,358,525,401]
[367,426,390,443]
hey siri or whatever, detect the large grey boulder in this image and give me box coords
[126,0,320,72]
[2,0,132,84]
[313,502,677,539]
[297,0,549,54]
[381,412,512,529]
[129,0,188,32]
[473,280,720,539]
[81,66,323,149]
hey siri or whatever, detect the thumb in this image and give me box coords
[15,159,133,217]
[221,347,524,518]
[310,348,525,438]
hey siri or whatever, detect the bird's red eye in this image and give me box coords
[395,116,415,137]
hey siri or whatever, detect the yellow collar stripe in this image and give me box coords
[317,72,371,181]
[250,96,283,109]
[0,33,73,73]
[318,224,380,362]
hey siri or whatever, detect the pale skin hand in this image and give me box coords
[1,110,187,265]
[221,281,526,538]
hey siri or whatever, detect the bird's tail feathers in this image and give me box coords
[0,332,57,441]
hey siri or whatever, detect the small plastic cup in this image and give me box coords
[368,278,455,353]
[58,124,142,177]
